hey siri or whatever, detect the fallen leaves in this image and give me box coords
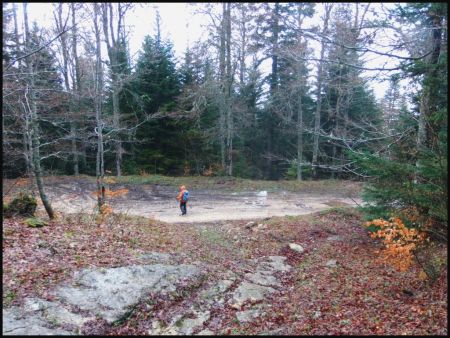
[2,208,447,335]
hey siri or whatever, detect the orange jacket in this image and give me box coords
[176,185,187,202]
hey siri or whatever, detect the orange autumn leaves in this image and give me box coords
[92,188,129,198]
[365,216,426,273]
[91,185,129,221]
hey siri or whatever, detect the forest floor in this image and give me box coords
[2,175,448,335]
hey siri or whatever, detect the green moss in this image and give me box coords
[25,217,48,228]
[4,193,37,217]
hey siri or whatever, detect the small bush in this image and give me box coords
[4,193,37,217]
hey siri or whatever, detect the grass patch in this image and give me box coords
[317,206,362,218]
[3,290,16,307]
[110,174,362,194]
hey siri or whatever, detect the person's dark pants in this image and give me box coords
[180,202,187,215]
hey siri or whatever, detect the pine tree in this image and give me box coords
[127,34,182,174]
[353,3,447,239]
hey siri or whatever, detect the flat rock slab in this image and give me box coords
[236,308,263,323]
[3,255,293,335]
[244,271,281,287]
[230,282,276,309]
[3,307,74,336]
[230,256,291,310]
[53,264,203,323]
[3,262,205,335]
[256,256,292,273]
[153,310,211,335]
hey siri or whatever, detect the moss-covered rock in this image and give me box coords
[4,193,37,217]
[25,217,48,228]
[3,202,10,215]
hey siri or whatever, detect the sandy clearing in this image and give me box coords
[44,185,362,223]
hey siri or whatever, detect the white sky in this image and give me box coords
[13,2,406,101]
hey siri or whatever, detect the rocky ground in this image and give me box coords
[3,253,293,335]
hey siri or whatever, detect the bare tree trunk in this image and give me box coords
[71,3,81,174]
[55,3,79,176]
[13,3,33,183]
[23,3,54,219]
[237,4,248,86]
[417,11,443,153]
[70,122,79,175]
[312,5,333,179]
[219,3,227,171]
[225,2,233,176]
[113,85,122,177]
[266,2,280,180]
[93,3,105,208]
[297,89,303,181]
[101,3,129,177]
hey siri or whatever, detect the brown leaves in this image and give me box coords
[2,209,447,335]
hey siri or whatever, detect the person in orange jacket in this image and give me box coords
[176,185,189,215]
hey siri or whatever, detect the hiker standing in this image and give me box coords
[176,185,189,215]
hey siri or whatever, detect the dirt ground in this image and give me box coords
[3,176,362,223]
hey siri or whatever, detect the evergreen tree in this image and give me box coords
[126,34,182,174]
[353,3,447,238]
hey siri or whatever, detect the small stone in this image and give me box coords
[326,235,342,241]
[245,221,256,229]
[325,259,337,268]
[312,310,321,319]
[288,243,304,253]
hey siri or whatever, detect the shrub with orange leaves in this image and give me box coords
[92,188,129,198]
[203,165,214,177]
[100,203,113,216]
[365,217,426,272]
[96,203,114,224]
